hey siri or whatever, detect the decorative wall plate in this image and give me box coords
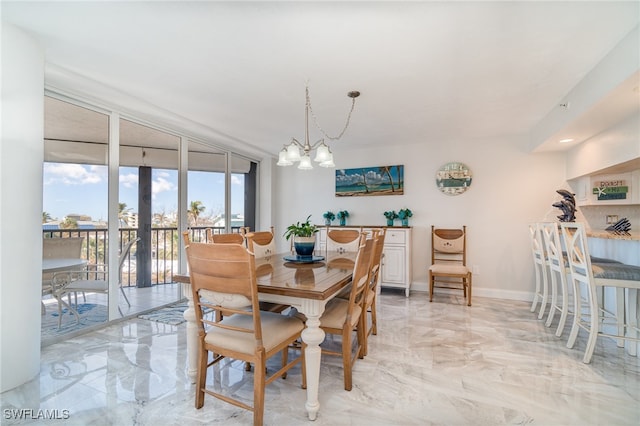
[435,162,472,195]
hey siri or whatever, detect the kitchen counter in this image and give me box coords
[586,230,640,241]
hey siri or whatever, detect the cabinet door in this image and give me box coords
[381,246,405,284]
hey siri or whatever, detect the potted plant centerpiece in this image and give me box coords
[284,215,319,257]
[398,208,413,226]
[384,210,398,226]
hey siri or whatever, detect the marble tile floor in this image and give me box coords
[5,291,640,425]
[40,284,182,346]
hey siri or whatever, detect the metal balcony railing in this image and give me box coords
[42,226,243,286]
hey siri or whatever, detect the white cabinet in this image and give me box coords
[316,226,413,297]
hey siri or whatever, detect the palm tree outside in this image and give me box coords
[188,201,206,226]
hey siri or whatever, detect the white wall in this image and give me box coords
[566,113,640,179]
[274,135,566,301]
[1,25,45,392]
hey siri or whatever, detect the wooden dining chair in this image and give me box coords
[428,225,472,306]
[244,227,276,259]
[185,241,305,426]
[362,228,385,356]
[326,228,362,254]
[318,234,374,391]
[206,228,245,245]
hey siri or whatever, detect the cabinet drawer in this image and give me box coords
[385,230,406,245]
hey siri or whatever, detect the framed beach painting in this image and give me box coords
[335,165,404,197]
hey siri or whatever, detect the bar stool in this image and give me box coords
[540,222,571,336]
[529,223,550,319]
[560,222,640,363]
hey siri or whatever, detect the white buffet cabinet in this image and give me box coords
[316,226,413,297]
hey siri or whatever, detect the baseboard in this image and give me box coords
[404,280,533,302]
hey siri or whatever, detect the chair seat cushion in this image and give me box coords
[429,264,470,275]
[65,279,108,292]
[320,298,362,329]
[204,312,304,355]
[592,262,640,282]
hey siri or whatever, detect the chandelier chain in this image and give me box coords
[306,86,357,141]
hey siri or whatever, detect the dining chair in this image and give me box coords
[244,227,276,259]
[326,228,362,254]
[184,241,305,426]
[528,223,550,319]
[428,225,472,306]
[206,228,245,245]
[560,222,640,363]
[318,234,374,391]
[42,236,84,313]
[51,237,139,327]
[362,228,385,356]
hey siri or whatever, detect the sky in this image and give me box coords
[43,163,244,222]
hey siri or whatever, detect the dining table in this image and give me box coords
[42,258,87,273]
[173,250,356,421]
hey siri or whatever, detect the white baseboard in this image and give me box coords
[401,280,533,302]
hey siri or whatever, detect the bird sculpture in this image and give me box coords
[552,189,576,222]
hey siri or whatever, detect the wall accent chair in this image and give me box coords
[428,225,472,306]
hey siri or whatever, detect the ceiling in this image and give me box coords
[3,1,639,159]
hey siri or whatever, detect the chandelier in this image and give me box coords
[277,85,360,170]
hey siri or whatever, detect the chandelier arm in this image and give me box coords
[307,87,358,141]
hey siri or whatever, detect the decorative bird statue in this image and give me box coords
[552,189,576,222]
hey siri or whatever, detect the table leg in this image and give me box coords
[298,299,326,421]
[182,283,198,384]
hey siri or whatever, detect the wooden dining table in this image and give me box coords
[173,250,356,421]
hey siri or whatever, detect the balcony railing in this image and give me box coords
[43,226,243,286]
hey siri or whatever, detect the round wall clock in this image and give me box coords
[435,162,472,195]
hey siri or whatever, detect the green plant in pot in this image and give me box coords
[284,215,319,257]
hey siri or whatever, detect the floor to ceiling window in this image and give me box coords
[186,140,228,242]
[42,96,111,343]
[42,94,259,344]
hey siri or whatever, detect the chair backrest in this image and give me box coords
[369,229,386,287]
[118,237,140,279]
[245,227,276,258]
[208,231,245,245]
[42,237,84,283]
[327,229,361,254]
[431,226,467,266]
[346,234,375,314]
[528,223,547,267]
[560,222,593,288]
[185,241,261,342]
[43,237,84,259]
[540,222,565,275]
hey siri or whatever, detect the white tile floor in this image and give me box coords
[40,284,182,346]
[7,291,640,425]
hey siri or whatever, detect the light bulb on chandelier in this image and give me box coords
[277,85,360,170]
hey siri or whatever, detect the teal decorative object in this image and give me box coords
[383,210,398,226]
[398,208,412,226]
[322,211,335,225]
[337,210,349,226]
